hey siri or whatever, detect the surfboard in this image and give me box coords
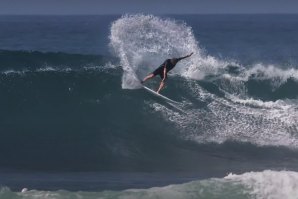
[142,85,179,104]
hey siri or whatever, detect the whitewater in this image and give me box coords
[1,170,298,199]
[110,14,298,148]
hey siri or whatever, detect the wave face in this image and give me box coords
[1,170,298,199]
[0,15,298,173]
[1,52,298,172]
[109,14,298,148]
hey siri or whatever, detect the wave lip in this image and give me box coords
[109,14,229,89]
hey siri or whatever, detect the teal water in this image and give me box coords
[0,14,298,198]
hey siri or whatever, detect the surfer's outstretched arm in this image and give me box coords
[177,52,193,61]
[157,67,167,93]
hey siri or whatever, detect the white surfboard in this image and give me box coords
[142,86,179,104]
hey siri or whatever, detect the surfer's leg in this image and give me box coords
[156,80,165,93]
[156,73,167,93]
[142,66,164,83]
[142,73,154,83]
[156,74,167,93]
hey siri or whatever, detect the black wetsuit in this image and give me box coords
[153,59,177,79]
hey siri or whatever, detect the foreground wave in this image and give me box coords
[0,66,298,172]
[1,170,297,199]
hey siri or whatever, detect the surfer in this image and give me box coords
[141,52,193,93]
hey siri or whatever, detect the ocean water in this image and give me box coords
[0,14,298,198]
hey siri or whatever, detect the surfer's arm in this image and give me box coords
[177,52,193,61]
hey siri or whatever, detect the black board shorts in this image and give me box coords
[152,66,167,79]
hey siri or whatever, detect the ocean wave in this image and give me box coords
[0,50,114,70]
[225,93,297,109]
[148,76,298,148]
[1,67,297,171]
[1,170,297,199]
[222,63,298,92]
[109,14,230,89]
[244,64,298,83]
[1,14,298,172]
[1,66,297,151]
[109,14,298,104]
[225,170,298,199]
[0,63,118,76]
[216,64,298,103]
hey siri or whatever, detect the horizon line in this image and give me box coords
[1,13,298,16]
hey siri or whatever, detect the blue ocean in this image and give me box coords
[0,14,298,198]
